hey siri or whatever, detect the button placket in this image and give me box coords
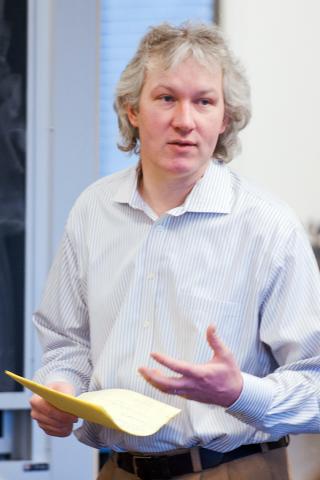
[132,221,165,380]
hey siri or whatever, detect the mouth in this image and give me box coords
[167,140,197,148]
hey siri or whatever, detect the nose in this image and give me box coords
[171,102,195,132]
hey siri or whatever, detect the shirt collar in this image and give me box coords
[175,160,234,215]
[112,166,140,205]
[112,160,234,215]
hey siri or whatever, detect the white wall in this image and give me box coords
[220,3,320,479]
[220,0,320,225]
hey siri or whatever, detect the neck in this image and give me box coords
[138,164,205,217]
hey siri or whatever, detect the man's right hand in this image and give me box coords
[29,382,78,437]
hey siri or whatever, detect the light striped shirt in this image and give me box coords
[33,160,320,452]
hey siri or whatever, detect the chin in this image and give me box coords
[166,159,207,177]
[166,164,193,176]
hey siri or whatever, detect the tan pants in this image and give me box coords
[97,448,291,480]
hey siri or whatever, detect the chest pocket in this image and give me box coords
[177,290,241,327]
[172,292,243,362]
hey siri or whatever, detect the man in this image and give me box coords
[30,23,320,480]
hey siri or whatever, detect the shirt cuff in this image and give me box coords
[226,372,274,426]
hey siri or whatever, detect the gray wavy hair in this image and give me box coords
[114,22,251,163]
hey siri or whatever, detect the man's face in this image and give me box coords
[127,57,227,183]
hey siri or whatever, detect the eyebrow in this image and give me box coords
[151,85,219,96]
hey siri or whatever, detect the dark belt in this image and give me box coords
[114,437,289,480]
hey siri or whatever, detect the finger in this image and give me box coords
[30,395,78,423]
[38,422,73,437]
[150,352,197,377]
[31,408,77,427]
[138,367,186,394]
[32,402,78,424]
[206,325,229,358]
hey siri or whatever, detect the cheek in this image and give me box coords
[204,116,226,142]
[141,114,167,138]
[202,127,222,146]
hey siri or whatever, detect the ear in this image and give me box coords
[126,104,139,128]
[219,114,229,135]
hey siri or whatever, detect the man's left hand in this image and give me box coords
[138,325,243,408]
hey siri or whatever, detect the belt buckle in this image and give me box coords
[133,455,171,480]
[133,455,151,477]
[199,448,224,469]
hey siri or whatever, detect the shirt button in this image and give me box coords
[143,321,150,328]
[147,272,155,280]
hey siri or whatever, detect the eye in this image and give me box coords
[197,98,213,106]
[160,95,175,103]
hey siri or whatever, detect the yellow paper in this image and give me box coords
[5,370,181,436]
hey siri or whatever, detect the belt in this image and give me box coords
[114,437,289,480]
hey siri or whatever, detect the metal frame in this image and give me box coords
[213,0,220,23]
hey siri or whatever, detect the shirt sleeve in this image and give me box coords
[227,226,320,436]
[33,227,91,395]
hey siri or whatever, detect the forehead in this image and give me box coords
[142,57,223,92]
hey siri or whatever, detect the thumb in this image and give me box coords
[206,325,227,358]
[45,382,78,421]
[47,381,76,396]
